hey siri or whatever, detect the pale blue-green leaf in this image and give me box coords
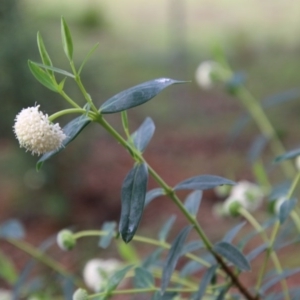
[279,198,297,224]
[100,78,186,113]
[61,17,73,60]
[213,241,251,271]
[34,62,75,78]
[28,60,57,92]
[158,215,176,242]
[180,240,203,256]
[60,276,74,300]
[131,117,155,152]
[246,244,267,262]
[145,188,165,206]
[0,219,25,239]
[105,265,133,293]
[191,265,218,300]
[215,288,227,300]
[119,163,148,243]
[184,190,202,216]
[226,72,246,93]
[275,147,300,163]
[269,181,291,201]
[247,135,269,164]
[37,32,53,76]
[223,221,246,243]
[142,248,164,269]
[260,268,300,294]
[174,175,235,191]
[161,226,192,293]
[134,267,154,288]
[180,254,214,277]
[99,222,116,249]
[36,115,91,170]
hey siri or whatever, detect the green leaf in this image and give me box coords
[119,163,148,243]
[0,250,18,284]
[158,215,176,242]
[116,240,139,263]
[222,221,246,243]
[78,42,99,75]
[184,190,202,217]
[99,222,116,249]
[180,240,203,256]
[246,244,267,262]
[61,17,73,61]
[145,188,165,206]
[161,226,192,293]
[275,147,300,163]
[134,267,154,288]
[37,32,53,76]
[105,265,133,294]
[100,78,186,114]
[279,198,297,224]
[28,60,58,92]
[36,115,91,170]
[142,248,164,269]
[260,268,300,294]
[0,219,25,239]
[213,241,251,271]
[174,175,235,191]
[131,117,155,152]
[34,62,75,78]
[191,265,218,300]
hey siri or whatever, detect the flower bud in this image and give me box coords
[57,229,76,251]
[73,288,88,300]
[223,198,242,217]
[214,184,232,198]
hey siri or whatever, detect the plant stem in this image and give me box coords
[234,87,295,179]
[48,108,96,122]
[59,90,82,109]
[238,208,290,300]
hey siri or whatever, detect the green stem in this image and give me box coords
[238,208,290,300]
[59,90,82,109]
[6,238,74,280]
[234,87,295,179]
[48,108,96,122]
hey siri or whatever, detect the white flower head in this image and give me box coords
[13,105,66,155]
[223,181,264,216]
[195,60,220,89]
[83,258,122,292]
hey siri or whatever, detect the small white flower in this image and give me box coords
[72,288,88,300]
[83,258,122,292]
[195,61,220,89]
[223,181,264,216]
[13,105,66,155]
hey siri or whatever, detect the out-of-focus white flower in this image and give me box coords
[223,181,264,216]
[83,258,122,292]
[0,289,11,300]
[195,61,220,89]
[57,229,76,251]
[13,105,66,155]
[214,184,232,198]
[72,288,88,300]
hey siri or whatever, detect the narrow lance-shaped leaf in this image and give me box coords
[275,147,300,163]
[61,17,73,61]
[105,265,133,294]
[222,221,246,243]
[161,226,192,293]
[213,241,251,272]
[145,188,164,206]
[34,62,75,78]
[131,117,155,152]
[100,78,186,114]
[184,190,202,217]
[246,244,267,262]
[191,265,218,300]
[28,60,57,92]
[180,240,203,256]
[279,198,297,224]
[99,222,116,249]
[158,215,176,242]
[119,163,148,243]
[37,115,91,170]
[134,267,154,288]
[174,175,235,191]
[37,32,53,76]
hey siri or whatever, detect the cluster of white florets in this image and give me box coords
[221,181,264,216]
[13,105,66,155]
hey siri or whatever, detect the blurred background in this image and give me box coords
[1,0,300,295]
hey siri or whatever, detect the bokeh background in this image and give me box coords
[1,0,300,295]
